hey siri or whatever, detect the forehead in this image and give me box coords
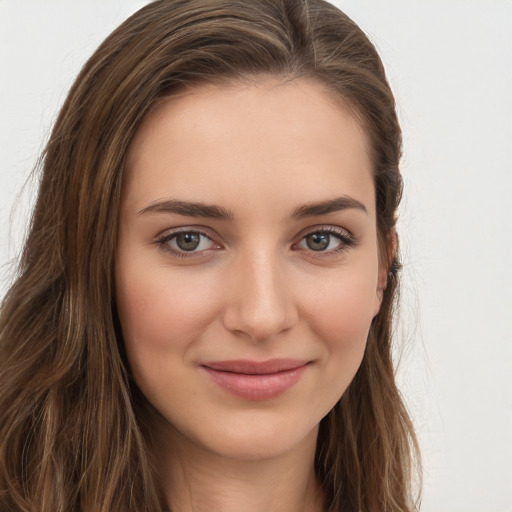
[123,78,375,218]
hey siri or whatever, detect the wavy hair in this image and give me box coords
[0,1,420,510]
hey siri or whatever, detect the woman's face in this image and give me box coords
[116,79,384,460]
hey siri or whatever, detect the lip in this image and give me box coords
[200,359,310,401]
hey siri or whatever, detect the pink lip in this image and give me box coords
[200,359,310,401]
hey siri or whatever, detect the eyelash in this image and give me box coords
[154,226,356,258]
[293,226,357,257]
[155,228,219,258]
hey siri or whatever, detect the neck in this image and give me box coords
[152,421,324,512]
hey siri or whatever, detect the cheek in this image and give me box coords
[303,268,378,347]
[323,286,374,343]
[299,266,378,395]
[115,262,222,375]
[115,262,227,422]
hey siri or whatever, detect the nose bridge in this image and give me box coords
[223,244,297,341]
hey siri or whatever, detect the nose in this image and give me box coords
[221,249,299,342]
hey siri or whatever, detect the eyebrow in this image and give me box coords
[291,196,367,218]
[137,195,366,220]
[138,199,234,220]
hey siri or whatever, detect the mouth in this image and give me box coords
[200,359,310,401]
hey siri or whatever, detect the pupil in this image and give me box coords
[306,233,329,251]
[176,232,200,251]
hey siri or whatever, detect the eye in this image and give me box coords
[156,229,220,256]
[294,227,355,254]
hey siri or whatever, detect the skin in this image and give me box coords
[116,78,386,512]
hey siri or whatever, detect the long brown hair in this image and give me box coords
[0,1,420,510]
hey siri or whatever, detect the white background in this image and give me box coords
[1,1,511,510]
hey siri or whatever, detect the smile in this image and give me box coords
[200,359,310,401]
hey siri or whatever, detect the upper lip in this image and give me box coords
[201,359,310,375]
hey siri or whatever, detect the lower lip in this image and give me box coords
[201,364,309,401]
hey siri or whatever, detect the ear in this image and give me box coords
[373,229,397,317]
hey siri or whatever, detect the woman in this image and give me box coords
[0,0,420,511]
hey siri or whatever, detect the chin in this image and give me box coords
[164,408,320,462]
